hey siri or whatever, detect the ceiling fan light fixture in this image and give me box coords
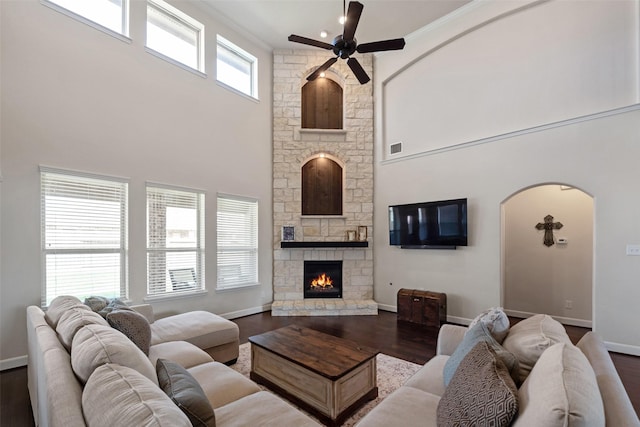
[320,30,328,38]
[338,16,346,25]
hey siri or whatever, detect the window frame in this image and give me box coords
[145,0,205,74]
[145,183,206,300]
[41,0,131,42]
[216,193,259,291]
[40,166,129,307]
[216,34,259,100]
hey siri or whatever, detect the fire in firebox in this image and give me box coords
[310,273,333,289]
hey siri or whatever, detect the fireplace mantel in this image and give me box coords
[280,241,368,249]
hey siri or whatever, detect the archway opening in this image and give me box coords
[501,184,594,327]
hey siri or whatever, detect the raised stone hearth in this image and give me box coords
[272,49,376,316]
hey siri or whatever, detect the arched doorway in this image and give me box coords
[501,184,594,327]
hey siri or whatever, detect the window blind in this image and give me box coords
[217,194,258,289]
[147,185,205,296]
[41,168,128,307]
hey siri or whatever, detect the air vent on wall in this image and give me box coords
[390,142,403,155]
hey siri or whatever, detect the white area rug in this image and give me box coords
[231,342,422,426]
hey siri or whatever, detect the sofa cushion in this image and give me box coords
[71,324,157,385]
[45,295,90,328]
[502,314,571,383]
[149,341,214,370]
[437,341,518,427]
[443,321,518,386]
[187,361,261,409]
[352,385,440,427]
[513,342,604,427]
[404,355,448,397]
[56,307,109,351]
[467,307,510,343]
[83,363,190,427]
[150,311,238,350]
[106,309,151,355]
[157,359,216,427]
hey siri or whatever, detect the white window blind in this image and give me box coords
[41,168,128,307]
[147,185,205,296]
[217,194,258,289]
[216,35,258,99]
[44,0,129,36]
[146,0,204,72]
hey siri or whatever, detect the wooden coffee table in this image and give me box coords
[249,325,379,426]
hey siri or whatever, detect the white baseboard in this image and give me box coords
[377,303,396,312]
[0,355,27,371]
[446,315,472,326]
[604,341,640,356]
[220,303,272,320]
[503,309,592,328]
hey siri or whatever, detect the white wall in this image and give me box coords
[0,0,273,366]
[503,185,593,324]
[373,0,640,354]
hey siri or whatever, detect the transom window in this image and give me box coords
[43,0,129,37]
[40,167,128,306]
[146,0,204,72]
[216,35,258,99]
[217,194,258,289]
[147,184,205,296]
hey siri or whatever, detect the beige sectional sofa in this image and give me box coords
[27,297,320,427]
[356,314,639,427]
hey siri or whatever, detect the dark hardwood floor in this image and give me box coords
[2,311,638,426]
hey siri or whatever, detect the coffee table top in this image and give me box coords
[249,325,379,380]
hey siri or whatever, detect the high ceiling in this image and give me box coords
[200,0,472,50]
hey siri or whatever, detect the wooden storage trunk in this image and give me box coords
[397,289,447,328]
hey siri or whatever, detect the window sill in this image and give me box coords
[143,289,208,303]
[215,283,261,293]
[145,47,207,78]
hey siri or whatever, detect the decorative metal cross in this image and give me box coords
[535,214,563,247]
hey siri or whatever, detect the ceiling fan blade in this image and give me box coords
[342,1,364,42]
[307,57,339,81]
[357,38,406,54]
[347,57,370,84]
[288,34,334,50]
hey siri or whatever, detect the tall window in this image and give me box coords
[43,0,129,36]
[146,0,204,72]
[217,194,258,289]
[147,185,205,296]
[40,168,128,306]
[216,35,258,99]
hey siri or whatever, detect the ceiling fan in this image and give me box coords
[288,1,406,84]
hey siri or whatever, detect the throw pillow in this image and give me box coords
[502,314,571,383]
[83,364,190,427]
[84,296,110,312]
[437,341,518,427]
[467,307,510,343]
[106,309,152,355]
[98,298,132,318]
[513,342,605,426]
[443,321,518,386]
[157,358,216,427]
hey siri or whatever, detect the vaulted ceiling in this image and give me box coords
[201,0,472,50]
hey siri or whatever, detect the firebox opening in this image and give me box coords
[304,260,342,299]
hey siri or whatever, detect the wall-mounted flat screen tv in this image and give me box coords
[389,198,467,248]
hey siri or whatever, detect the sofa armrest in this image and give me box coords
[130,304,155,323]
[436,324,468,356]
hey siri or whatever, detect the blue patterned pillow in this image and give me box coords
[443,321,518,386]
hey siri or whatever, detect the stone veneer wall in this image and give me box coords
[272,49,377,316]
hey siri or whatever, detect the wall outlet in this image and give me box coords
[626,244,640,256]
[565,300,573,309]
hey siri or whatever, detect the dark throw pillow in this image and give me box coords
[156,359,216,427]
[437,341,519,427]
[106,309,151,355]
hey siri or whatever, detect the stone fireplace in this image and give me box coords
[271,49,377,316]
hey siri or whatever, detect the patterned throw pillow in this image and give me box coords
[106,309,152,355]
[443,321,519,386]
[437,341,519,427]
[157,359,216,427]
[467,307,510,343]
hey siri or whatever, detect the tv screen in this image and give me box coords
[389,198,467,248]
